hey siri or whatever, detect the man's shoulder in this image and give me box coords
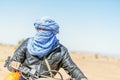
[48,44,69,59]
[59,44,68,51]
[57,44,69,56]
[20,37,32,46]
[25,37,33,40]
[50,43,68,55]
[24,37,33,42]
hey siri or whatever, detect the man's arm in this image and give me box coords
[7,38,29,72]
[60,48,87,80]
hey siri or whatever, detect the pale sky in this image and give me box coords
[0,0,120,57]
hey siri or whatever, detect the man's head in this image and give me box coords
[34,17,59,35]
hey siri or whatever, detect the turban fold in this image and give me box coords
[34,17,59,35]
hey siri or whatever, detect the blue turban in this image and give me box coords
[27,17,59,59]
[34,17,59,35]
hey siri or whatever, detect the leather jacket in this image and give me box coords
[7,38,87,80]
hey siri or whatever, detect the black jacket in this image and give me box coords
[8,38,87,80]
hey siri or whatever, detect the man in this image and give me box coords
[7,17,87,80]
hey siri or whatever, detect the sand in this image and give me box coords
[0,44,120,80]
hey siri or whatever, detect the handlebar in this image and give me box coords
[39,70,64,80]
[4,56,64,80]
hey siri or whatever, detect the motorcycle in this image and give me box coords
[4,56,65,80]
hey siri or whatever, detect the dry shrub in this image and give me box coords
[94,54,99,59]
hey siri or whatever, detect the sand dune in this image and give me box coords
[0,44,120,80]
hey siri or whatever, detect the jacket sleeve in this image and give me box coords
[61,48,87,80]
[7,38,29,72]
[12,38,29,62]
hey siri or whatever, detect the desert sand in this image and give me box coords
[0,44,120,80]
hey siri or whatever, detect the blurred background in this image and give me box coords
[0,0,120,80]
[0,0,120,58]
